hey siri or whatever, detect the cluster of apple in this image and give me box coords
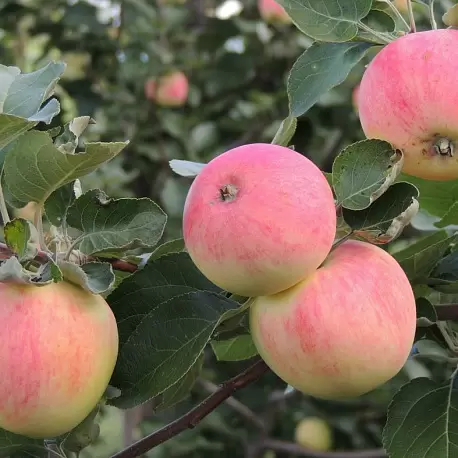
[183,143,417,400]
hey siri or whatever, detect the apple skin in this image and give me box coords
[258,0,291,24]
[358,29,458,181]
[250,240,416,399]
[0,280,119,438]
[144,71,189,107]
[294,417,333,451]
[182,143,336,297]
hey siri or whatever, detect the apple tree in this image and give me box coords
[1,1,458,458]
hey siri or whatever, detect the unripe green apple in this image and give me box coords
[0,280,119,438]
[294,417,333,451]
[358,29,458,181]
[250,240,416,399]
[258,0,291,24]
[183,143,336,297]
[144,71,189,107]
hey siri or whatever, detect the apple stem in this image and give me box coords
[381,0,410,32]
[34,205,50,252]
[406,0,416,33]
[428,1,438,29]
[0,180,11,225]
[331,231,354,251]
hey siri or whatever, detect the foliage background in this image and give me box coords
[0,0,454,456]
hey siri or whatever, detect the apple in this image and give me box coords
[358,29,458,181]
[0,280,119,438]
[250,240,416,399]
[352,83,360,114]
[144,71,189,107]
[294,417,333,451]
[394,0,408,13]
[258,0,291,24]
[183,143,336,297]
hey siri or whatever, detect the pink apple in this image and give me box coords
[0,280,119,438]
[250,240,416,399]
[258,0,291,24]
[358,29,458,181]
[144,71,189,107]
[183,143,336,297]
[394,0,408,13]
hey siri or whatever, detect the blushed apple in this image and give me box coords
[144,71,189,107]
[183,143,336,297]
[0,280,119,438]
[258,0,291,24]
[294,417,333,451]
[250,240,416,399]
[358,29,458,181]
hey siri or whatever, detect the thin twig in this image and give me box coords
[0,242,138,273]
[435,304,458,321]
[197,378,266,432]
[110,360,270,458]
[406,0,416,33]
[259,439,386,458]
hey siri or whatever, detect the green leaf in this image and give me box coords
[434,201,458,229]
[277,0,372,42]
[0,428,47,458]
[151,353,204,413]
[271,116,297,146]
[1,62,65,122]
[288,42,372,117]
[0,256,62,285]
[3,130,128,208]
[54,116,95,155]
[66,189,167,256]
[393,231,458,283]
[57,261,115,295]
[169,159,206,177]
[211,334,258,362]
[149,238,186,262]
[333,139,403,210]
[416,297,438,327]
[0,114,36,151]
[107,252,237,408]
[443,4,458,27]
[4,218,40,261]
[44,180,80,227]
[398,173,458,220]
[343,182,419,244]
[61,405,100,455]
[431,251,458,283]
[109,291,239,409]
[383,374,458,457]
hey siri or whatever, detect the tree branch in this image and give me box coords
[435,304,458,321]
[0,242,138,273]
[196,377,266,432]
[259,439,386,458]
[110,359,270,458]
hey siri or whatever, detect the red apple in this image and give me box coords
[250,240,416,399]
[144,71,189,107]
[183,143,336,297]
[0,280,119,438]
[258,0,291,24]
[358,29,458,181]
